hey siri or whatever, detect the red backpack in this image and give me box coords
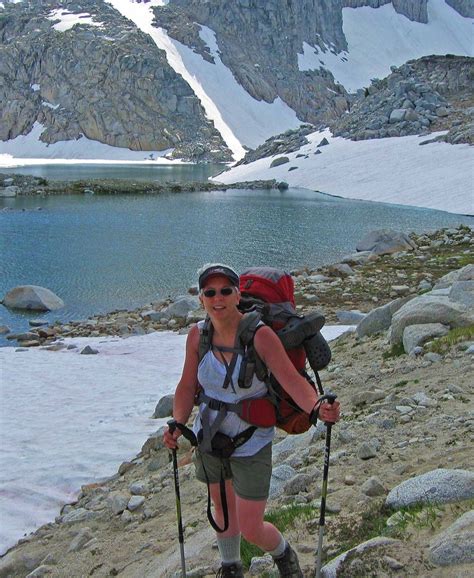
[239,267,330,433]
[198,267,331,434]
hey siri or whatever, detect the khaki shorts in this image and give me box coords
[193,443,272,501]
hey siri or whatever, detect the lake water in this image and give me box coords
[1,166,473,345]
[1,162,224,182]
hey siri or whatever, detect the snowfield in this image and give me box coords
[0,326,351,555]
[213,130,474,216]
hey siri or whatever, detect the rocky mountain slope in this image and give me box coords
[330,55,474,144]
[0,225,472,577]
[0,0,471,161]
[0,0,231,161]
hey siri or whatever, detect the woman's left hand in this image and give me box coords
[318,399,341,424]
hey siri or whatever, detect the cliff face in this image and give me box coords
[445,0,474,17]
[154,0,459,125]
[0,0,471,159]
[343,0,428,22]
[154,0,351,126]
[0,0,232,161]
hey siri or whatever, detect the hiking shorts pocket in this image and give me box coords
[193,442,272,501]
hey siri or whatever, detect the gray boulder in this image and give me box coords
[270,156,289,168]
[321,537,400,578]
[152,394,174,418]
[390,294,474,344]
[341,251,379,265]
[429,510,474,567]
[356,297,411,337]
[336,310,366,324]
[0,186,19,197]
[389,109,407,123]
[269,465,297,498]
[402,323,450,354]
[327,263,354,277]
[450,279,474,307]
[159,296,200,320]
[386,469,474,509]
[356,230,416,256]
[361,477,386,497]
[0,552,44,578]
[2,285,64,311]
[433,264,473,289]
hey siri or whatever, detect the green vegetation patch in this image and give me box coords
[426,324,474,354]
[382,342,405,359]
[240,503,317,568]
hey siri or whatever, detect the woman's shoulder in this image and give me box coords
[186,323,201,350]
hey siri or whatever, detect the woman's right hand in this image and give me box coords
[163,425,182,450]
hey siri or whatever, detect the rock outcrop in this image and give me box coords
[154,0,351,125]
[330,55,474,144]
[0,0,231,162]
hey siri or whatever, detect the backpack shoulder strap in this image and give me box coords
[198,317,213,363]
[237,312,269,387]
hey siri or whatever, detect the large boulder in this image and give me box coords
[386,469,474,509]
[429,510,474,567]
[2,285,64,311]
[356,230,416,256]
[402,323,450,354]
[159,295,200,320]
[152,394,174,418]
[356,297,411,337]
[433,264,473,290]
[389,294,474,344]
[321,537,400,578]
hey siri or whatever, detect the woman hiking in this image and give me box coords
[163,263,340,577]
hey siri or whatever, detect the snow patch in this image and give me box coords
[0,122,178,163]
[299,0,474,92]
[47,9,104,32]
[214,130,474,216]
[42,101,60,110]
[0,325,350,554]
[105,0,301,159]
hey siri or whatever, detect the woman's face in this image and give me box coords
[199,275,240,318]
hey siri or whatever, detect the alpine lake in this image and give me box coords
[1,163,473,345]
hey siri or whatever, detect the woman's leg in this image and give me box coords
[209,480,243,570]
[235,495,282,551]
[209,479,240,536]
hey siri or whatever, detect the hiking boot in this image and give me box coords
[216,561,244,578]
[273,543,303,577]
[277,311,325,349]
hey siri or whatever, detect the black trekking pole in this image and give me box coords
[168,419,187,578]
[315,394,337,578]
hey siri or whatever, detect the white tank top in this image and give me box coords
[193,322,275,457]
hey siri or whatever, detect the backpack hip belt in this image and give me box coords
[196,390,277,429]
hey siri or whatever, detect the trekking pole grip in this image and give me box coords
[168,419,177,435]
[322,393,337,426]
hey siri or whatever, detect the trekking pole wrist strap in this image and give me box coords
[309,398,323,426]
[167,419,198,446]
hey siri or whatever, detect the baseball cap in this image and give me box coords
[198,263,239,290]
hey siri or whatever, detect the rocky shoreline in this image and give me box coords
[0,173,285,198]
[3,225,473,349]
[0,225,473,578]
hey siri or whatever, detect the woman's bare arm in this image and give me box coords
[163,324,200,448]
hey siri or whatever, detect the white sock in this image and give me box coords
[268,534,286,559]
[217,534,242,565]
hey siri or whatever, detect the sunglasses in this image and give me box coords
[201,287,235,298]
